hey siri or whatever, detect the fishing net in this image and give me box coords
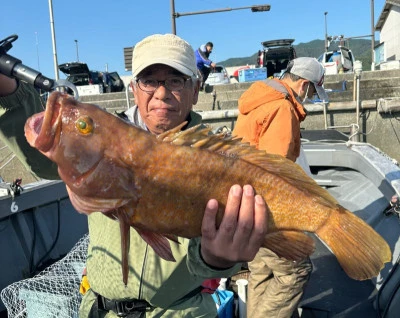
[1,234,89,318]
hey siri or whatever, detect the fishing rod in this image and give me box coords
[0,34,78,97]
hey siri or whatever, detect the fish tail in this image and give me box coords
[316,206,392,280]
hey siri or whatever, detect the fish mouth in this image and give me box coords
[58,155,102,190]
[25,92,62,153]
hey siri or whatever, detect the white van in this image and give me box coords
[205,65,231,86]
[317,47,356,75]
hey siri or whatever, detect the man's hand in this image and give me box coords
[0,73,17,97]
[200,184,268,269]
[210,62,216,69]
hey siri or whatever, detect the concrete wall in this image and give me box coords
[300,107,400,162]
[196,69,400,163]
[121,67,253,86]
[2,68,400,186]
[198,102,400,163]
[78,68,400,162]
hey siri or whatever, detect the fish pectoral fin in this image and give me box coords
[163,234,180,244]
[262,231,315,261]
[119,213,131,286]
[67,186,131,214]
[135,229,176,262]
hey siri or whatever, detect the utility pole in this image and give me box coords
[170,0,177,35]
[74,39,79,62]
[35,32,40,71]
[324,12,328,52]
[371,0,375,70]
[48,0,59,80]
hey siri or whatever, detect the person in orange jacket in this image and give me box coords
[233,57,329,318]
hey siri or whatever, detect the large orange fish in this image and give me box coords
[25,92,391,285]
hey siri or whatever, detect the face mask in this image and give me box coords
[297,82,311,104]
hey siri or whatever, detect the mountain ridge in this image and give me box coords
[219,39,373,70]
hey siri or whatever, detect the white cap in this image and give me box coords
[132,34,197,78]
[290,57,329,101]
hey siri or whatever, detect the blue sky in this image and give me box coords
[1,0,385,80]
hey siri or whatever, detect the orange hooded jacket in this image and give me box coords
[232,79,307,162]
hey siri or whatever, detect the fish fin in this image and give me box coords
[238,153,339,208]
[157,121,189,141]
[118,211,131,286]
[135,229,176,262]
[262,231,315,261]
[157,122,215,146]
[67,186,131,214]
[157,125,337,208]
[316,206,392,280]
[162,234,180,244]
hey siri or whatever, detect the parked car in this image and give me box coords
[58,62,124,93]
[231,65,251,83]
[58,62,102,87]
[317,46,356,75]
[256,39,297,77]
[205,65,231,86]
[107,71,125,92]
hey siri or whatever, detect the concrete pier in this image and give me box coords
[1,68,399,184]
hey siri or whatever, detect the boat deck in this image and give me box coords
[299,138,400,317]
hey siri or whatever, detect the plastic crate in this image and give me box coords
[238,67,267,82]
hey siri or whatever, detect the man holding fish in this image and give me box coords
[0,34,268,317]
[0,33,392,318]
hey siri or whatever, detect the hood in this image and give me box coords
[58,62,90,75]
[238,79,307,121]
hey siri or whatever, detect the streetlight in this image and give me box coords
[35,31,40,71]
[48,0,59,80]
[324,12,328,52]
[370,0,375,70]
[74,39,79,62]
[170,1,271,35]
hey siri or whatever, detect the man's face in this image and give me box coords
[131,64,200,135]
[206,45,213,54]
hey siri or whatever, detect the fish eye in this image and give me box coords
[75,116,94,135]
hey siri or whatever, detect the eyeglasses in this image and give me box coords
[136,76,191,93]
